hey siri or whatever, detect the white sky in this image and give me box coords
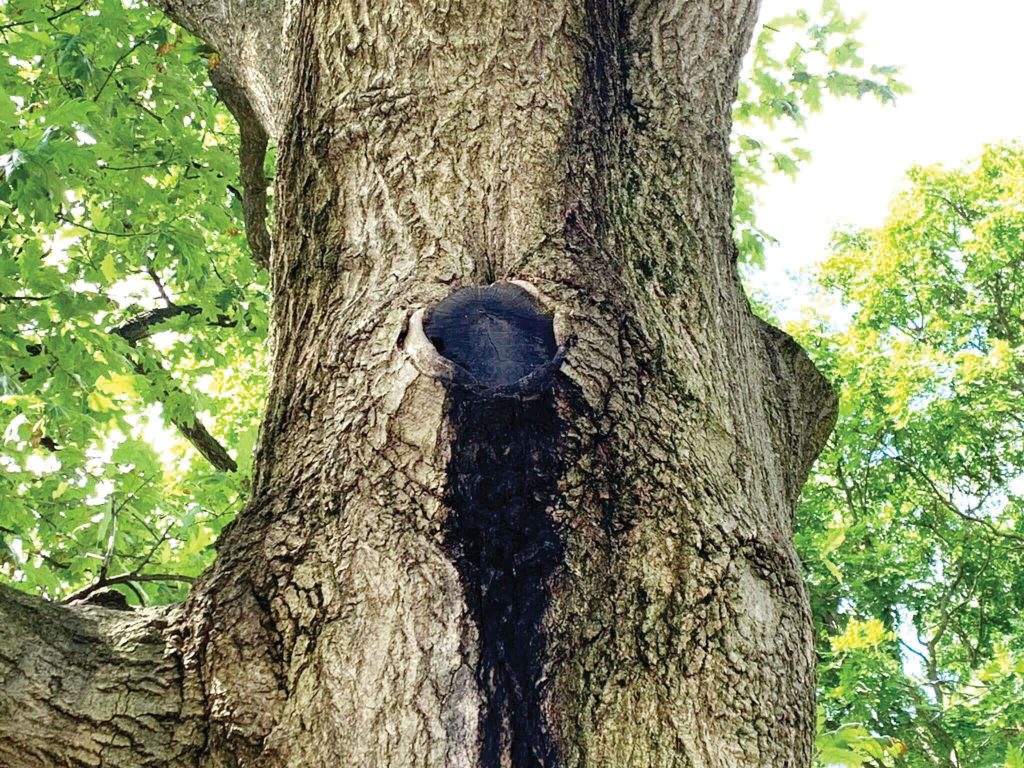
[749,0,1024,317]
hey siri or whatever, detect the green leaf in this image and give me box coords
[100,253,118,283]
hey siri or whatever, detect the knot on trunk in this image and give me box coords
[406,282,566,398]
[757,317,839,504]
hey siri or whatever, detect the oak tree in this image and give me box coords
[0,0,899,765]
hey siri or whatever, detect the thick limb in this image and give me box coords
[150,0,284,137]
[0,585,203,768]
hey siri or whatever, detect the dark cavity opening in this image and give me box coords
[431,284,565,767]
[423,283,557,389]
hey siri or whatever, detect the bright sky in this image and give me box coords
[750,0,1024,317]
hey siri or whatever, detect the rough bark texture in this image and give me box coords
[0,0,839,766]
[152,0,285,139]
[0,585,204,767]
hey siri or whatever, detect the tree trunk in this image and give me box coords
[0,0,838,766]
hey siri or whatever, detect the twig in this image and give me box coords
[146,266,173,306]
[63,572,195,604]
[0,293,56,302]
[893,455,1024,544]
[93,35,150,102]
[98,497,117,580]
[57,211,155,238]
[0,1,86,33]
[97,161,167,172]
[131,521,175,574]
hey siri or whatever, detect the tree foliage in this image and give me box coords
[732,0,906,264]
[0,0,267,603]
[794,144,1024,767]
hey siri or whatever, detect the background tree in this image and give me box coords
[0,0,268,603]
[792,144,1024,768]
[0,0,899,766]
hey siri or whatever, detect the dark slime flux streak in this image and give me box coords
[425,284,564,767]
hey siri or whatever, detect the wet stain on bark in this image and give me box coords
[425,284,565,768]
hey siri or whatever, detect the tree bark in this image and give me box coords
[0,585,204,767]
[0,0,838,766]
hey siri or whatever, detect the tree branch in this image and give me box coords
[210,65,272,270]
[22,324,236,471]
[892,455,1024,544]
[149,0,285,138]
[111,304,202,342]
[170,408,238,472]
[127,350,238,472]
[110,303,236,343]
[63,572,196,604]
[137,2,278,271]
[110,308,239,472]
[0,584,203,768]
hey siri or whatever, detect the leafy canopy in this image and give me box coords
[0,0,266,603]
[793,143,1024,767]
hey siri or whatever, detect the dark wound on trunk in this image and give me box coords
[426,284,565,767]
